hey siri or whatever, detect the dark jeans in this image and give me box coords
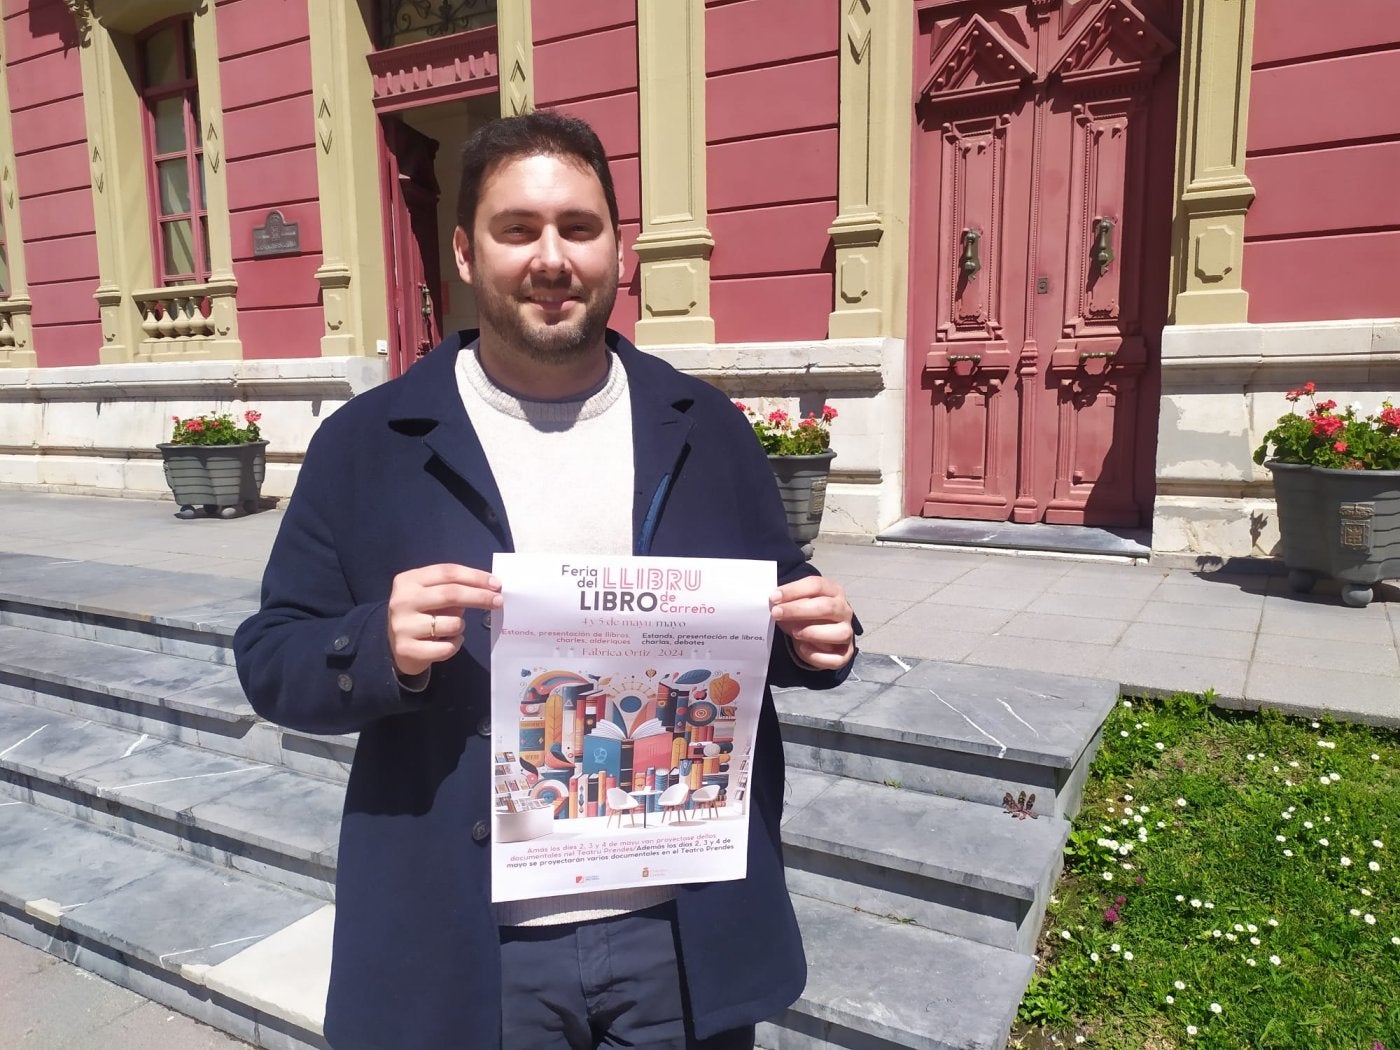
[499,902,756,1049]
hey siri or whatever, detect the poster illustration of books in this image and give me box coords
[489,554,775,903]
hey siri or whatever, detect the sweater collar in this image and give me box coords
[387,330,697,549]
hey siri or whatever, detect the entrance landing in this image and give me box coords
[877,517,1152,561]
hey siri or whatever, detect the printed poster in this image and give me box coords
[489,554,776,903]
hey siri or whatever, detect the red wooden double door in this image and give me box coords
[907,0,1180,526]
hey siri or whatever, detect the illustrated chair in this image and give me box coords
[690,784,721,819]
[605,787,642,828]
[657,783,690,823]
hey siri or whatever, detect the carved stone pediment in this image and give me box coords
[1051,0,1173,86]
[919,14,1035,107]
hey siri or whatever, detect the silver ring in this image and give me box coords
[429,615,438,640]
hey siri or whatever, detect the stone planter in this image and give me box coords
[1266,460,1400,607]
[768,449,836,558]
[158,441,268,519]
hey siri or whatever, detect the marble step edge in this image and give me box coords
[0,696,341,889]
[0,623,252,725]
[0,800,331,1050]
[0,600,235,667]
[764,894,1035,1050]
[0,552,258,641]
[0,632,355,782]
[781,768,1069,904]
[774,659,1119,773]
[0,589,249,647]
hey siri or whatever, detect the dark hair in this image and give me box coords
[456,111,620,235]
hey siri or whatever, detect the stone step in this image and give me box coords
[0,552,260,666]
[775,651,1118,820]
[0,798,330,1050]
[757,894,1034,1050]
[0,696,340,899]
[781,767,1069,955]
[0,624,354,782]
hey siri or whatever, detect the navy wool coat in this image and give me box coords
[234,330,854,1049]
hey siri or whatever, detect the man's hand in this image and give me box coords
[770,576,855,670]
[388,564,502,677]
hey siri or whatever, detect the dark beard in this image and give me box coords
[473,269,619,366]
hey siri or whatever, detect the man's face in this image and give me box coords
[454,152,622,366]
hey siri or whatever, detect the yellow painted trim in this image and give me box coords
[1168,0,1256,325]
[633,0,714,346]
[80,1,241,362]
[0,17,36,366]
[496,0,534,116]
[828,0,913,341]
[308,0,389,357]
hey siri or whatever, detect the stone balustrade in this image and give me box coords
[130,279,239,361]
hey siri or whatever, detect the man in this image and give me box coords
[235,112,855,1049]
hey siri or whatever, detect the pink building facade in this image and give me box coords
[0,0,1394,559]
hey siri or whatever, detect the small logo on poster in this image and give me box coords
[641,866,650,878]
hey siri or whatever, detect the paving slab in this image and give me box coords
[1240,663,1400,727]
[997,610,1128,645]
[1117,621,1259,661]
[1095,648,1250,701]
[962,635,1116,679]
[0,933,253,1049]
[857,623,983,663]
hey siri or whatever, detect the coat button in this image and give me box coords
[471,820,489,842]
[336,673,354,692]
[477,717,491,738]
[481,611,492,630]
[332,635,350,652]
[484,508,498,525]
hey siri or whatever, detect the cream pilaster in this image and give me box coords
[828,0,913,340]
[0,17,36,367]
[1169,0,1256,325]
[308,0,388,356]
[632,0,714,346]
[79,26,148,363]
[496,0,534,116]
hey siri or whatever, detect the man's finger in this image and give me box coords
[402,563,501,590]
[770,593,849,625]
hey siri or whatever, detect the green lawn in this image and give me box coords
[1014,692,1400,1050]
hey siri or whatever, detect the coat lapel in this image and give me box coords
[389,330,697,556]
[614,334,696,554]
[387,334,513,549]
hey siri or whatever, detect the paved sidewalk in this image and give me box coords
[0,934,252,1049]
[4,490,1397,726]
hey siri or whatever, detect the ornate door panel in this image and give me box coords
[908,0,1178,526]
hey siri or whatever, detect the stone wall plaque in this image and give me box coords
[252,211,300,257]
